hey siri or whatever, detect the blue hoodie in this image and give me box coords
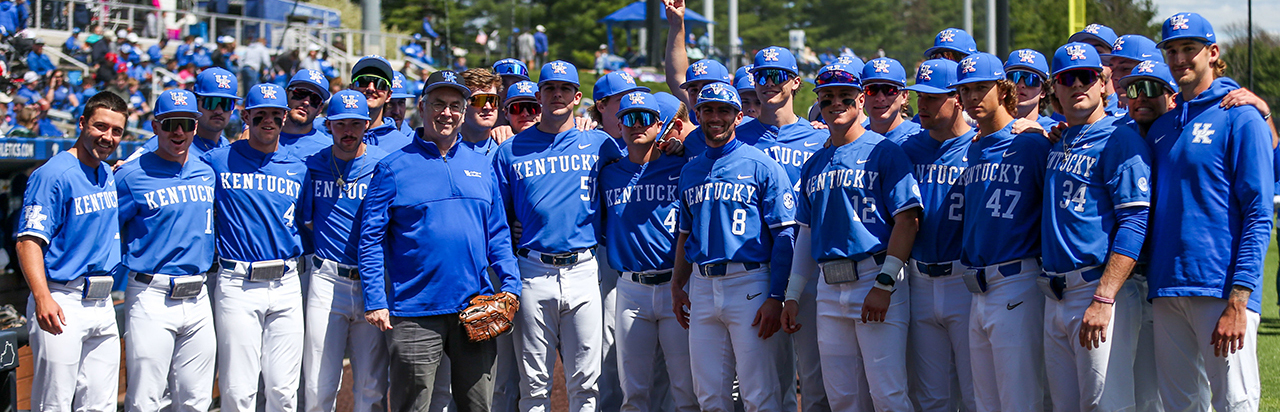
[0,1,17,36]
[1145,77,1273,313]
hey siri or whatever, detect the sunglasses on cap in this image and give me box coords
[620,111,659,128]
[353,74,390,91]
[470,94,500,108]
[200,96,236,112]
[288,88,322,107]
[1007,70,1044,87]
[508,101,540,116]
[1126,79,1167,99]
[494,62,529,77]
[159,116,197,132]
[814,70,859,88]
[755,68,793,86]
[1054,69,1099,87]
[865,84,901,97]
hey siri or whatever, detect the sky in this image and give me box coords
[1152,0,1280,41]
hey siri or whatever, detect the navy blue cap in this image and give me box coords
[616,91,660,117]
[391,72,414,99]
[1107,34,1163,64]
[245,83,289,111]
[194,67,240,99]
[1159,12,1215,47]
[327,90,371,121]
[954,53,1005,86]
[924,28,977,58]
[1069,24,1119,50]
[493,58,531,80]
[1052,42,1104,76]
[505,80,537,104]
[352,55,394,82]
[751,46,800,76]
[422,70,471,97]
[733,64,755,91]
[593,71,649,101]
[1004,49,1049,79]
[813,63,862,91]
[154,89,200,117]
[861,57,907,87]
[539,60,579,86]
[684,60,732,88]
[1118,60,1178,94]
[905,59,958,94]
[654,92,681,139]
[287,69,331,101]
[695,82,741,111]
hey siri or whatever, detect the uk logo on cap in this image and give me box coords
[763,49,780,61]
[836,56,857,64]
[517,82,534,93]
[393,77,403,89]
[917,65,933,81]
[551,62,568,74]
[619,72,636,84]
[1067,45,1087,60]
[940,30,956,42]
[1135,60,1156,74]
[1019,50,1037,63]
[1085,24,1102,34]
[628,93,645,105]
[309,70,324,83]
[170,91,188,106]
[960,58,977,73]
[692,62,708,75]
[342,93,360,108]
[873,60,890,73]
[1113,37,1126,51]
[260,85,277,99]
[216,75,231,89]
[443,71,457,83]
[1170,14,1190,30]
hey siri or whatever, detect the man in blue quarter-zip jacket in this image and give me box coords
[360,70,520,412]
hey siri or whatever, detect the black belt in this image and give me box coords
[625,270,673,285]
[698,262,762,277]
[313,256,360,280]
[516,247,595,267]
[134,272,154,284]
[915,261,956,278]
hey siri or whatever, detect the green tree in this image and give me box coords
[1221,28,1280,109]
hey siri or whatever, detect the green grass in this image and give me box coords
[1261,230,1280,409]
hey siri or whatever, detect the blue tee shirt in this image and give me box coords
[279,127,333,160]
[900,128,975,263]
[18,152,120,281]
[116,152,216,275]
[599,152,691,272]
[493,126,609,254]
[960,122,1051,267]
[201,140,307,262]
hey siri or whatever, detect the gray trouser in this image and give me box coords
[388,314,498,412]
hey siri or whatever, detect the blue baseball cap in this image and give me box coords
[905,59,958,94]
[245,83,289,111]
[954,53,1005,86]
[654,92,682,139]
[154,89,200,117]
[813,63,862,91]
[833,56,866,79]
[391,72,414,99]
[683,59,732,88]
[1004,49,1049,79]
[327,90,371,121]
[539,60,580,86]
[493,58,531,80]
[593,71,649,101]
[861,58,907,87]
[352,55,394,82]
[1107,34,1163,65]
[751,46,800,76]
[287,69,331,101]
[694,82,741,111]
[505,80,538,104]
[1118,60,1178,94]
[422,70,471,97]
[1159,12,1215,47]
[1052,42,1104,76]
[924,28,977,58]
[1069,24,1119,50]
[733,65,755,92]
[616,91,660,117]
[193,67,239,99]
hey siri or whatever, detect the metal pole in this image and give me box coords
[986,0,995,53]
[1248,0,1254,90]
[996,0,1009,57]
[362,0,381,55]
[704,0,713,53]
[964,0,972,36]
[727,0,737,70]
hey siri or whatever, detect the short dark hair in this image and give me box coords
[81,91,128,123]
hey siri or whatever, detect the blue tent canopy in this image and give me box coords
[598,1,713,54]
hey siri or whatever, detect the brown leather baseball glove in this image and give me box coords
[460,292,520,342]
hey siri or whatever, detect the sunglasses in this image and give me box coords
[1126,79,1167,99]
[865,84,901,97]
[814,70,859,88]
[159,117,196,132]
[353,74,390,91]
[508,101,540,116]
[288,88,322,107]
[620,111,659,128]
[1054,69,1099,87]
[470,94,500,108]
[755,68,793,86]
[200,96,236,112]
[1008,70,1043,87]
[494,62,529,78]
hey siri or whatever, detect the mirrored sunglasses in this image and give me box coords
[1054,69,1099,87]
[470,94,500,108]
[159,117,197,132]
[756,68,793,85]
[353,74,390,91]
[1008,70,1044,87]
[620,111,658,128]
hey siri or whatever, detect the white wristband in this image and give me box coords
[880,255,905,282]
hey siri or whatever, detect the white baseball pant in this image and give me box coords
[814,258,912,411]
[598,247,623,411]
[124,273,216,412]
[214,258,304,412]
[1042,268,1141,412]
[687,264,786,412]
[303,258,389,412]
[1130,275,1162,412]
[792,281,830,412]
[615,274,698,412]
[515,254,602,412]
[968,258,1045,412]
[1153,296,1260,412]
[26,278,120,411]
[907,261,976,412]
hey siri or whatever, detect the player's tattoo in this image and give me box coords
[1229,285,1251,304]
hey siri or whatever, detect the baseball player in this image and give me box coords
[458,68,506,159]
[352,55,412,151]
[492,60,608,412]
[128,68,238,161]
[781,61,922,411]
[670,83,796,412]
[1068,24,1124,116]
[953,52,1052,412]
[861,57,921,144]
[493,58,532,127]
[1145,13,1271,411]
[742,46,829,412]
[1004,49,1058,131]
[599,91,698,412]
[299,90,391,412]
[390,71,417,137]
[18,92,128,411]
[924,28,978,62]
[202,83,308,412]
[734,65,760,120]
[1105,34,1163,111]
[896,58,979,412]
[280,69,334,159]
[117,89,217,412]
[1041,43,1152,412]
[504,80,540,135]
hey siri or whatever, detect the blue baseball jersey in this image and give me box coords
[1041,115,1152,273]
[493,127,609,254]
[960,122,1051,267]
[1105,94,1126,117]
[684,119,768,159]
[879,120,923,145]
[598,152,691,272]
[364,118,412,152]
[1145,78,1272,313]
[300,145,390,265]
[279,128,333,160]
[797,131,921,262]
[1037,115,1060,131]
[460,136,502,161]
[751,118,830,190]
[682,127,710,158]
[201,140,307,262]
[116,152,216,275]
[677,138,797,264]
[900,129,975,263]
[17,152,120,281]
